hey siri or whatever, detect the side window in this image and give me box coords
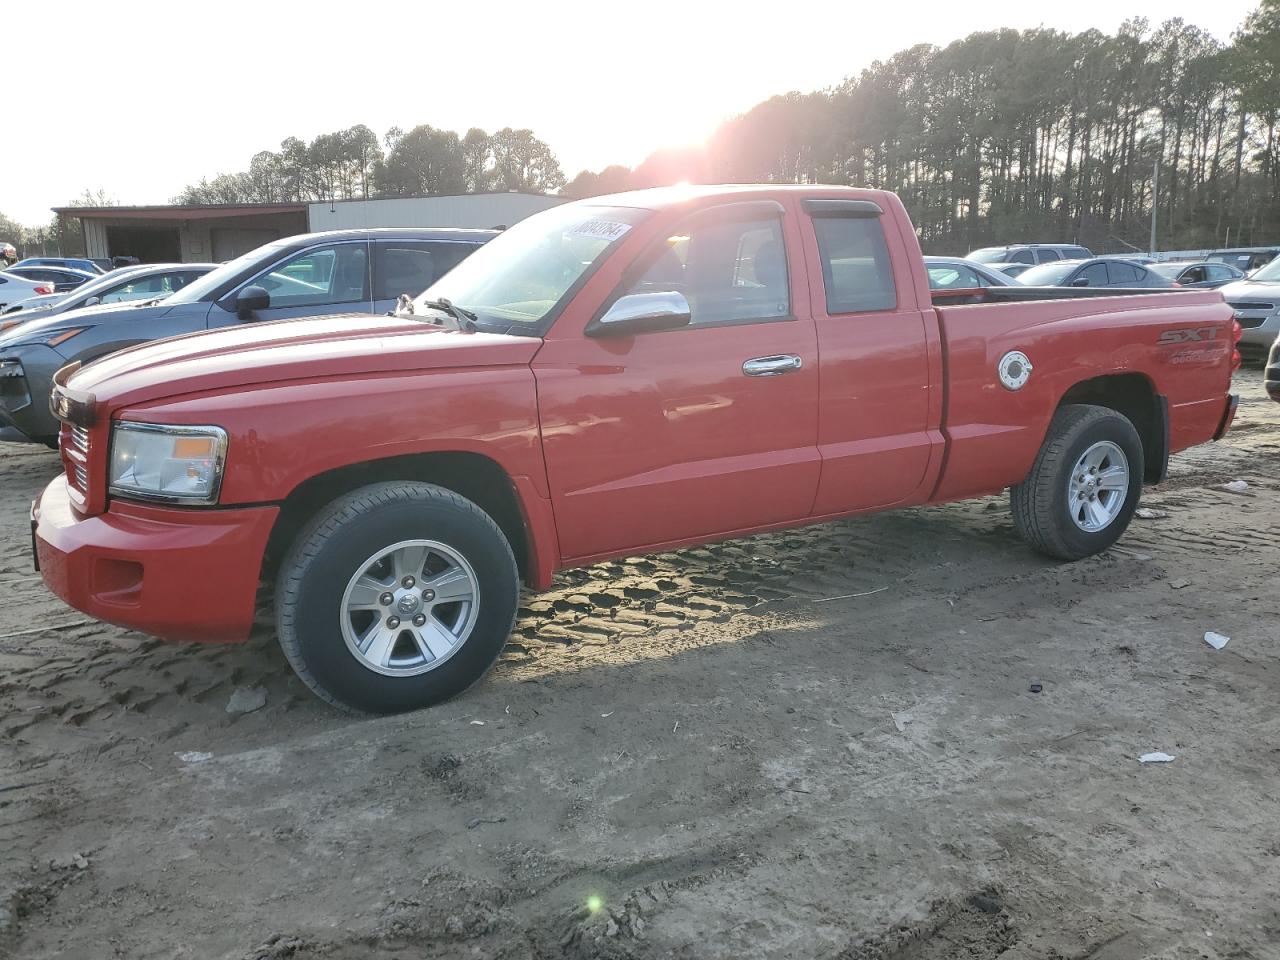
[927,264,979,289]
[1205,264,1230,282]
[625,215,789,325]
[1181,266,1207,284]
[100,274,173,304]
[1037,248,1062,262]
[256,243,369,308]
[373,241,476,301]
[1010,249,1035,264]
[811,216,896,314]
[1078,263,1108,286]
[1106,262,1143,285]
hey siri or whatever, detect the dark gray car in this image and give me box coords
[1014,258,1175,290]
[0,228,495,442]
[1148,260,1246,289]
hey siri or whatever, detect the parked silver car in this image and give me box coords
[1221,256,1280,359]
[0,262,216,319]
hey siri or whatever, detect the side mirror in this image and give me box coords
[235,285,270,320]
[1070,277,1090,287]
[587,291,691,338]
[84,296,101,307]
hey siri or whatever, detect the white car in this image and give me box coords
[0,271,57,311]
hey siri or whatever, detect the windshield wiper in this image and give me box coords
[397,296,478,332]
[422,298,478,326]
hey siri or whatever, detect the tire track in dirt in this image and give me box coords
[2,371,1277,761]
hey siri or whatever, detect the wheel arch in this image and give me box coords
[261,451,538,586]
[1055,373,1168,483]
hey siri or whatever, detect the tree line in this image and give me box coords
[5,2,1276,257]
[568,3,1280,254]
[173,125,566,205]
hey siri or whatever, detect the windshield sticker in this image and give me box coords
[569,219,632,243]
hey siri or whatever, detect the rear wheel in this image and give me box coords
[1011,404,1144,561]
[276,481,519,713]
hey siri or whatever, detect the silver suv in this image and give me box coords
[0,228,494,442]
[967,243,1095,269]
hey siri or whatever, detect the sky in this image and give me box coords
[0,0,1262,225]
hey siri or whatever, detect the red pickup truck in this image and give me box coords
[33,185,1240,713]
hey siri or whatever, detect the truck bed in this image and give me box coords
[928,287,1236,504]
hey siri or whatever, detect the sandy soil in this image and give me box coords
[1,369,1277,960]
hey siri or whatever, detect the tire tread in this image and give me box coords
[275,481,515,713]
[1011,404,1140,561]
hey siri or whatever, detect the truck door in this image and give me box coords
[534,200,821,562]
[802,199,938,513]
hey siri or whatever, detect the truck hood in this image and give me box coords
[65,313,543,413]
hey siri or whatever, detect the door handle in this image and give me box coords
[742,354,803,377]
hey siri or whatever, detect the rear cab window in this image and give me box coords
[805,200,897,314]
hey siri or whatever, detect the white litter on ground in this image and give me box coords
[225,686,267,715]
[1138,752,1176,763]
[175,751,213,764]
[891,711,914,732]
[1204,631,1230,650]
[1222,480,1249,493]
[1135,507,1167,519]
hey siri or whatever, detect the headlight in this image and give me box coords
[109,421,227,505]
[8,326,90,348]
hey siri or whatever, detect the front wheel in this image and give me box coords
[1011,404,1144,561]
[276,482,519,713]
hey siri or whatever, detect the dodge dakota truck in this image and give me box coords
[32,185,1241,713]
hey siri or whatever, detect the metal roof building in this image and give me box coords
[55,192,566,264]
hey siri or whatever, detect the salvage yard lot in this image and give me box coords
[2,370,1277,959]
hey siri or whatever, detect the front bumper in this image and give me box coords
[1233,306,1280,352]
[34,476,279,643]
[0,345,66,439]
[1266,338,1280,403]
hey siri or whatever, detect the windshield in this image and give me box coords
[414,204,651,332]
[163,242,291,305]
[1250,257,1280,282]
[967,248,1008,263]
[1017,261,1078,285]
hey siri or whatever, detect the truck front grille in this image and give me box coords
[62,423,91,499]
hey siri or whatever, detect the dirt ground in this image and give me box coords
[1,369,1277,960]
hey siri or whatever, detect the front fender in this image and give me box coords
[116,367,548,505]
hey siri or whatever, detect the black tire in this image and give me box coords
[276,481,518,714]
[1010,404,1144,561]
